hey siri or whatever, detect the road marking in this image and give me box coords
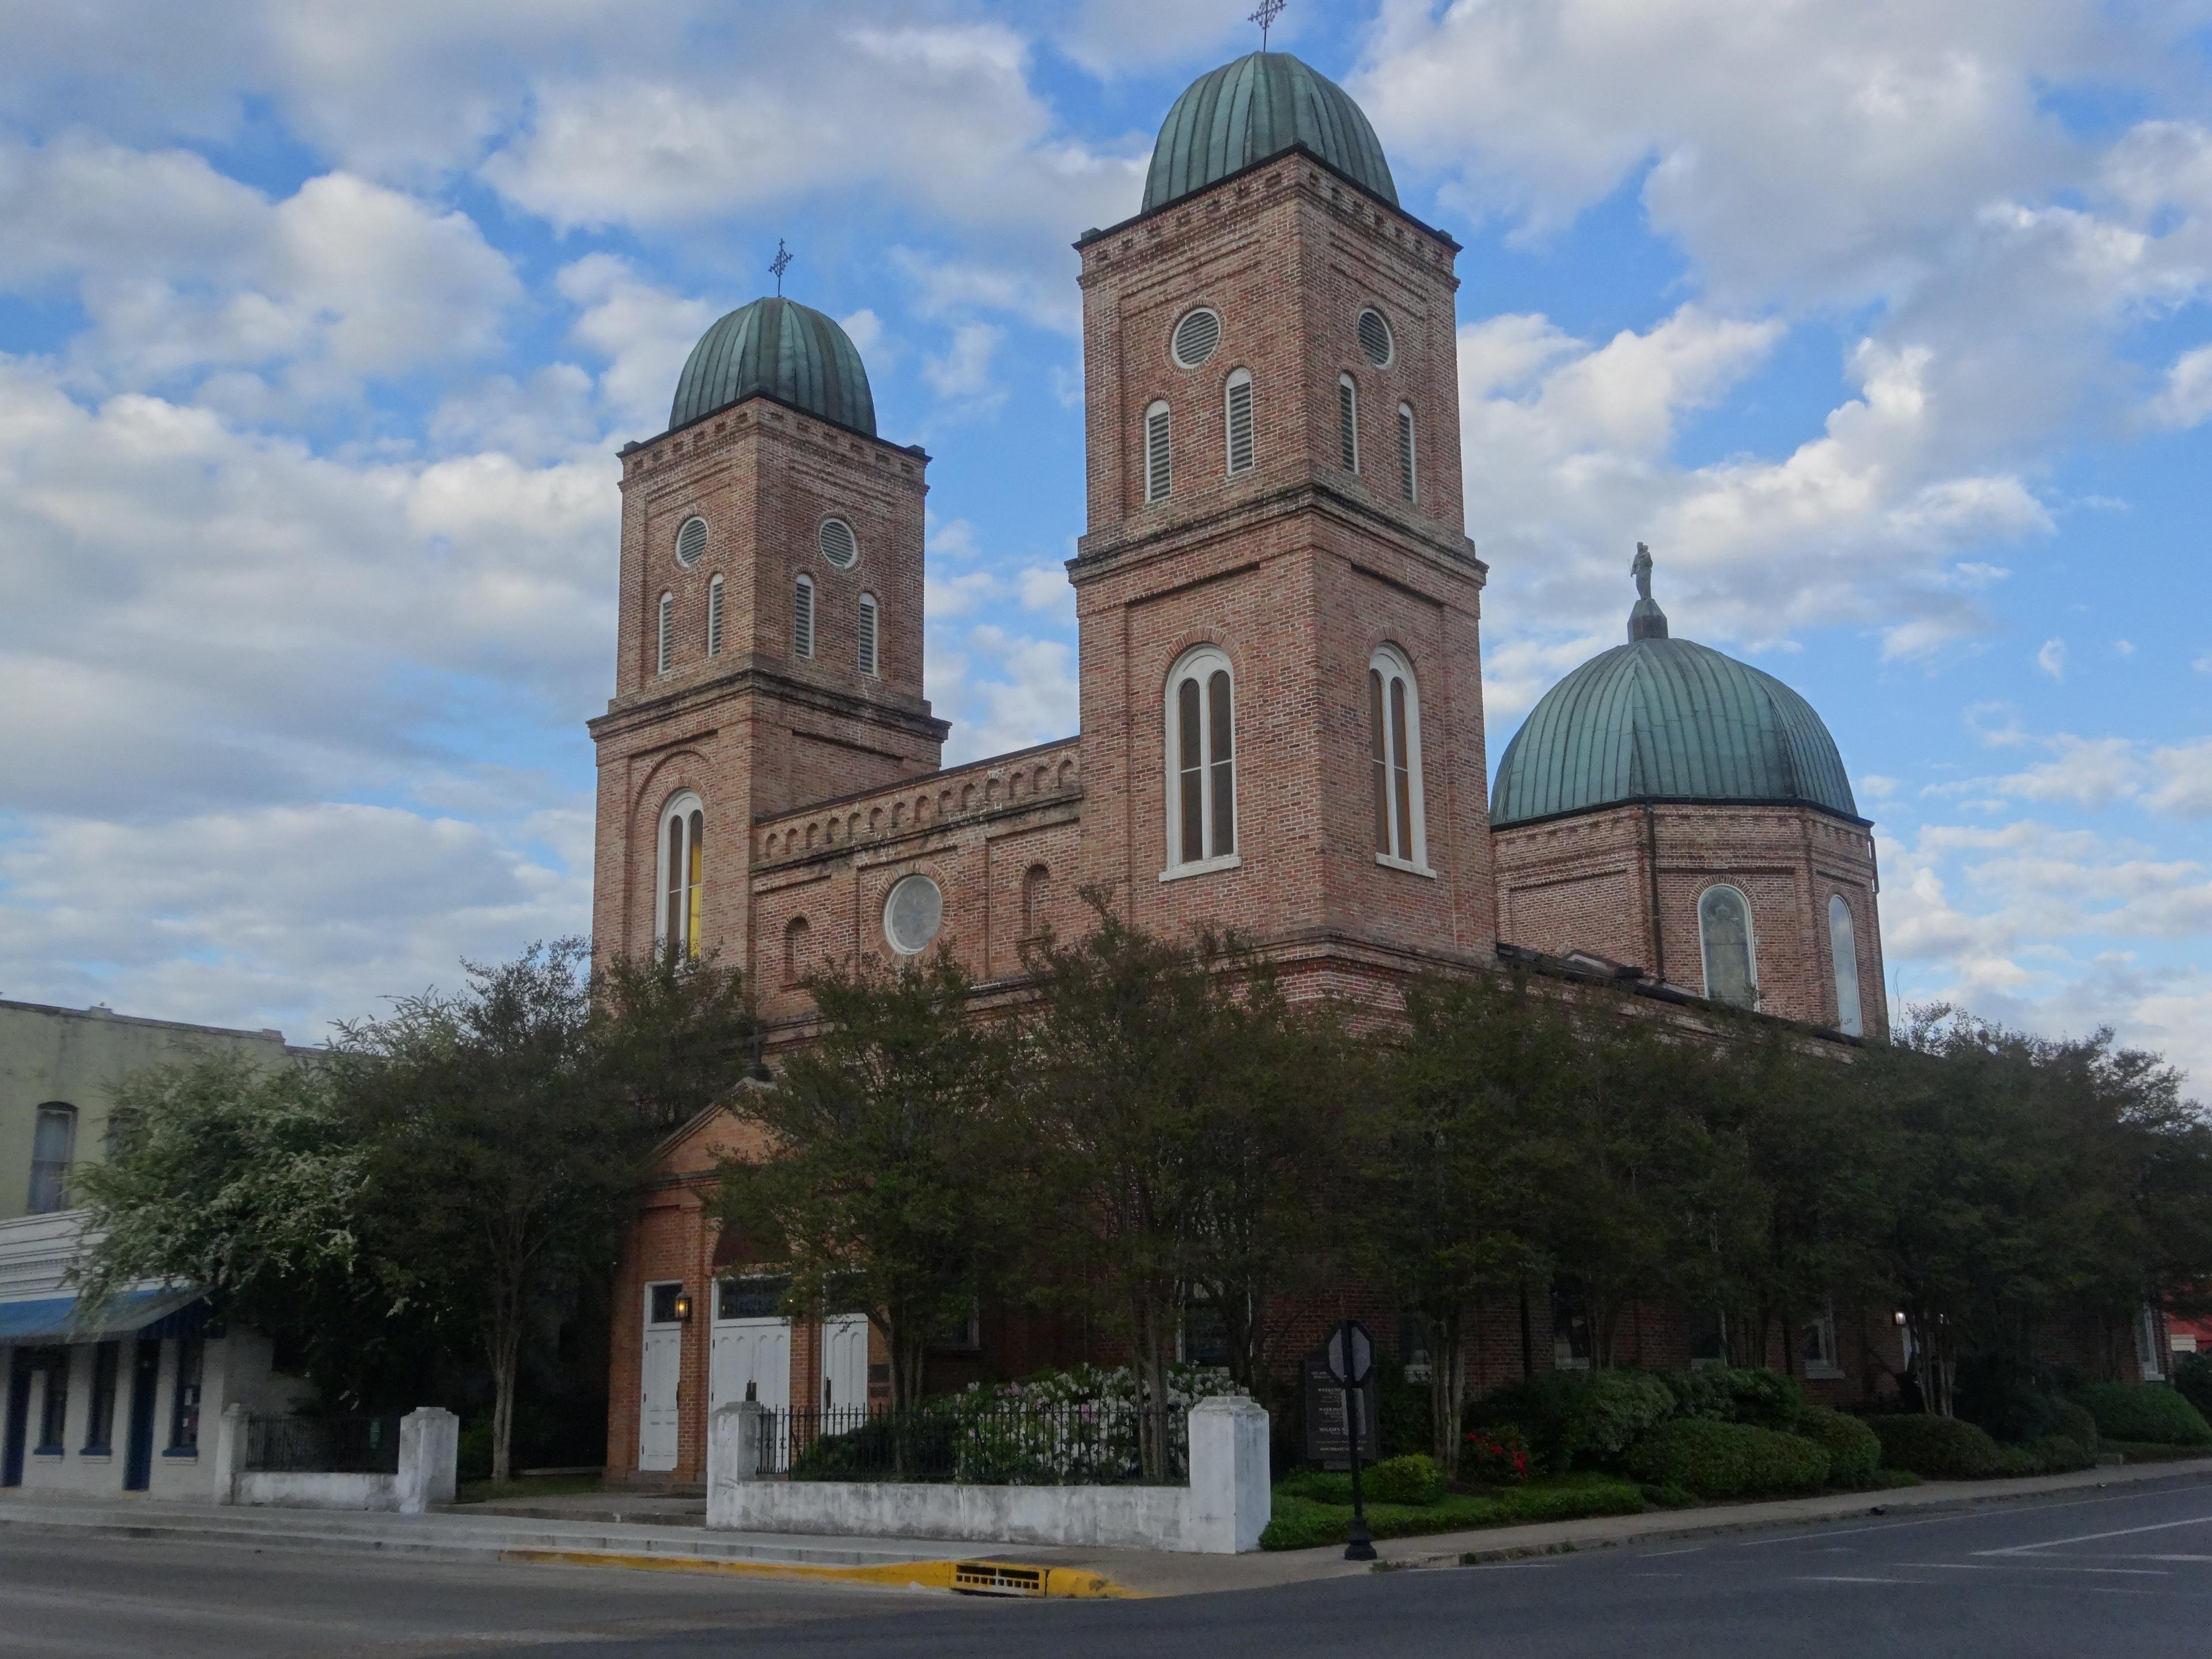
[1796,1575,1906,1584]
[1978,1512,2212,1556]
[1736,1481,2212,1548]
[1641,1547,1706,1558]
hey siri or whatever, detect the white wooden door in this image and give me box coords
[820,1314,869,1415]
[638,1289,683,1472]
[709,1319,791,1416]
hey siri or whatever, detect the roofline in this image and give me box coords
[0,997,291,1046]
[1075,142,1461,253]
[1495,941,1864,1050]
[753,733,1081,825]
[626,389,928,463]
[1490,794,1872,834]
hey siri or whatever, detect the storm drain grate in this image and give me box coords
[952,1561,1048,1597]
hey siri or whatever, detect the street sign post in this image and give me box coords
[1324,1318,1377,1561]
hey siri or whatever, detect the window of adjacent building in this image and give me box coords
[1224,368,1255,475]
[675,515,708,569]
[1144,400,1172,502]
[1165,646,1236,873]
[1801,1302,1842,1377]
[783,915,809,984]
[1357,306,1395,369]
[819,517,858,570]
[1179,1285,1230,1368]
[793,574,816,658]
[1022,862,1049,937]
[35,1351,67,1452]
[857,592,880,678]
[1688,1308,1727,1370]
[659,793,706,960]
[1369,646,1427,871]
[84,1342,119,1454]
[707,574,724,657]
[1828,893,1863,1037]
[169,1337,203,1453]
[1698,885,1758,1009]
[1338,374,1359,472]
[1397,404,1416,502]
[1551,1277,1592,1370]
[1171,306,1222,368]
[656,592,674,675]
[882,874,944,956]
[28,1103,75,1214]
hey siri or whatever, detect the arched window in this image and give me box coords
[1023,863,1050,937]
[656,592,674,675]
[1828,893,1863,1037]
[1338,374,1359,472]
[1397,404,1416,502]
[1224,369,1255,476]
[793,574,815,659]
[1144,400,1172,502]
[857,593,880,678]
[783,915,809,984]
[1698,885,1757,1009]
[707,574,725,657]
[658,793,706,960]
[1368,646,1427,870]
[29,1103,76,1214]
[1165,646,1236,873]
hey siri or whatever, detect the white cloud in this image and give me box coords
[2149,740,2212,819]
[923,322,1009,414]
[1859,774,1899,802]
[2036,637,2067,679]
[555,253,716,438]
[2150,343,2212,429]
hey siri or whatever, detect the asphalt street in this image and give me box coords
[5,1475,2210,1657]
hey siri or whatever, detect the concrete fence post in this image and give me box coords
[1187,1395,1271,1554]
[707,1400,770,1529]
[211,1402,250,1505]
[397,1407,460,1514]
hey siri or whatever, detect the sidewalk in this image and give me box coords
[6,1457,2209,1601]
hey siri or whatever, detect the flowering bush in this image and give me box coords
[894,1363,1248,1485]
[1464,1427,1532,1485]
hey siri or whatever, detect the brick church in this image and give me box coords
[591,51,1892,1483]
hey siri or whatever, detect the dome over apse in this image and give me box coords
[1143,51,1397,214]
[668,296,876,437]
[1489,548,1860,829]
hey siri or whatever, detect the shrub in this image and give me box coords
[2055,1399,2099,1453]
[1955,1354,2062,1446]
[1658,1366,1806,1429]
[1624,1418,1829,1499]
[1364,1453,1446,1506]
[1797,1406,1881,1486]
[2175,1353,2212,1426]
[1866,1414,2004,1479]
[1494,1480,1645,1524]
[1469,1370,1676,1473]
[1374,1354,1433,1459]
[1463,1428,1532,1485]
[1273,1468,1353,1505]
[1260,1494,1351,1551]
[1639,1483,1698,1509]
[2026,1434,2095,1474]
[2075,1382,2212,1449]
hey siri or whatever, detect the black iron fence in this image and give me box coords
[758,1400,1188,1486]
[244,1414,403,1475]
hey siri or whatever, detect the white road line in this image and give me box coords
[1736,1481,2212,1548]
[1978,1512,2212,1556]
[1641,1547,1707,1558]
[1797,1575,1907,1584]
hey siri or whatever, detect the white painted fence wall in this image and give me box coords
[214,1404,459,1514]
[706,1395,1270,1554]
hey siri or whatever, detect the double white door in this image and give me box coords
[820,1313,869,1415]
[710,1316,792,1415]
[638,1317,682,1472]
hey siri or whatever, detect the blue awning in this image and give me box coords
[0,1289,208,1345]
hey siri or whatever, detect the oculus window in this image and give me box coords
[883,874,944,955]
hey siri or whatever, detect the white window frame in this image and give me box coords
[656,591,674,675]
[1161,645,1240,880]
[793,573,815,660]
[1143,400,1172,502]
[1698,884,1759,1009]
[1358,305,1396,369]
[656,790,706,960]
[1224,368,1255,476]
[1338,374,1359,472]
[675,514,707,568]
[857,592,880,678]
[1397,403,1416,502]
[1369,645,1433,877]
[28,1103,75,1215]
[1828,892,1863,1036]
[707,573,725,658]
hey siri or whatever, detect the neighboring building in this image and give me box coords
[590,51,1896,1484]
[0,999,308,1495]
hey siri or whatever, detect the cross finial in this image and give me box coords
[1249,0,1286,50]
[768,238,794,296]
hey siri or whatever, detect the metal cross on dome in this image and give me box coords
[1249,0,1286,50]
[769,239,794,296]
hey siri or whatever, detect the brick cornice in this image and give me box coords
[589,659,950,747]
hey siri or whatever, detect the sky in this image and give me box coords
[1,0,2209,1084]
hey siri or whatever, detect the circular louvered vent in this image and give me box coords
[675,516,708,567]
[818,517,858,569]
[1171,308,1222,368]
[1357,307,1394,369]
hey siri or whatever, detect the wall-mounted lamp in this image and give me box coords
[1893,1310,1908,1327]
[673,1292,695,1323]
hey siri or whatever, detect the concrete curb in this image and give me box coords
[498,1548,1137,1598]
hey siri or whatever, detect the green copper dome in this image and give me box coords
[1490,555,1858,828]
[1144,52,1397,214]
[668,296,876,437]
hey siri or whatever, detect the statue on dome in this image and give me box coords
[1633,541,1654,602]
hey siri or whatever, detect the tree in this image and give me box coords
[713,950,1014,1412]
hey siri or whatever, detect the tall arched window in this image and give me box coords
[707,574,725,657]
[1369,646,1428,870]
[1698,885,1757,1009]
[783,915,809,984]
[1397,403,1417,502]
[793,574,815,659]
[1165,646,1236,873]
[656,592,674,675]
[857,593,880,677]
[658,793,706,960]
[1828,893,1863,1037]
[28,1103,75,1214]
[1144,400,1172,502]
[1338,374,1359,472]
[1023,863,1050,937]
[1224,369,1255,476]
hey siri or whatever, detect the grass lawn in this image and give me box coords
[1261,1473,1645,1551]
[451,1474,607,1504]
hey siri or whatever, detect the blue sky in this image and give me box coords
[1,0,2209,1083]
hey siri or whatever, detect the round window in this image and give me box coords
[819,518,858,569]
[1171,307,1222,369]
[675,516,709,568]
[882,874,944,955]
[1357,306,1394,369]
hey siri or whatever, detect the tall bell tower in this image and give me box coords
[1070,51,1497,983]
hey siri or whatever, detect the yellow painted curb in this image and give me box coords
[498,1547,1139,1599]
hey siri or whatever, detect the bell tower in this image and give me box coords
[1069,50,1497,983]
